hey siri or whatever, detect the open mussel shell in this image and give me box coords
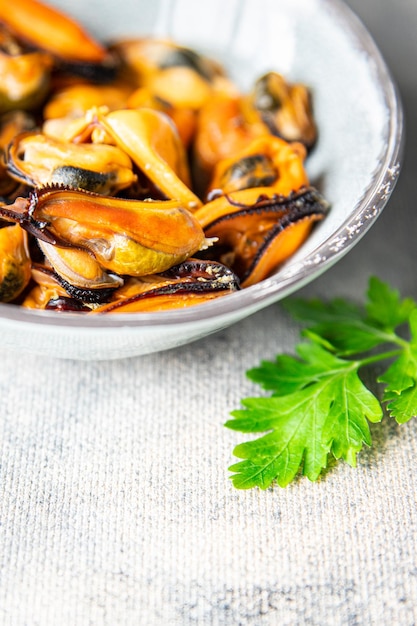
[93,259,240,313]
[195,186,329,288]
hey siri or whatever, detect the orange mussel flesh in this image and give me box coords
[195,186,329,288]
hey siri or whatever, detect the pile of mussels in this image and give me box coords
[0,0,329,313]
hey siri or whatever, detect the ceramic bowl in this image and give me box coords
[0,0,403,360]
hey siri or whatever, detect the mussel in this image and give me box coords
[41,105,202,205]
[111,38,226,105]
[0,0,105,62]
[0,222,31,301]
[193,70,317,190]
[92,259,240,313]
[7,131,137,194]
[126,87,197,149]
[208,135,308,197]
[0,0,118,82]
[23,262,85,310]
[0,28,52,113]
[96,108,202,209]
[193,94,267,183]
[0,186,209,278]
[243,72,318,150]
[195,186,329,288]
[43,82,133,121]
[0,110,35,196]
[25,258,109,309]
[37,241,124,302]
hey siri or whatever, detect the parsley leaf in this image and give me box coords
[365,276,416,329]
[379,309,417,423]
[283,276,413,356]
[226,342,382,488]
[226,277,417,489]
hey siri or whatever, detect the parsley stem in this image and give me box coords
[383,333,409,349]
[366,329,409,349]
[358,348,403,368]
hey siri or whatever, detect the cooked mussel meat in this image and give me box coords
[43,82,133,121]
[195,186,329,288]
[22,262,87,309]
[0,0,105,62]
[96,108,202,209]
[0,0,118,82]
[0,110,35,196]
[0,186,209,276]
[0,1,330,315]
[245,72,317,150]
[7,132,137,194]
[0,221,31,301]
[0,27,52,113]
[112,38,225,107]
[126,87,197,149]
[193,94,267,184]
[37,241,124,302]
[208,135,308,197]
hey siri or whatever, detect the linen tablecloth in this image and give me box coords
[1,0,417,624]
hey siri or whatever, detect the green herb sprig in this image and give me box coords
[226,277,417,489]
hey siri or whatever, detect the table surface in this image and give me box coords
[1,1,417,625]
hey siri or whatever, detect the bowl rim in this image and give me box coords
[0,0,404,330]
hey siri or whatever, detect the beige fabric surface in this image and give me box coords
[1,0,417,624]
[1,304,417,626]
